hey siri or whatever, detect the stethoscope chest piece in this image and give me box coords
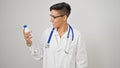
[64,38,72,54]
[64,49,69,54]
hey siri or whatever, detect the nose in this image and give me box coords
[50,17,54,23]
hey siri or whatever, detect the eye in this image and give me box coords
[50,14,65,19]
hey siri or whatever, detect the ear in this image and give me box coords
[63,15,67,21]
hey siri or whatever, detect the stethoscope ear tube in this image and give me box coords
[46,24,74,54]
[69,24,74,41]
[47,28,55,47]
[64,38,72,54]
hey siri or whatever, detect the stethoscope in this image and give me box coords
[45,24,74,54]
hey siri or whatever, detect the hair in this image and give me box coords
[50,2,71,17]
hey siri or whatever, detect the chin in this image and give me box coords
[52,25,59,29]
[51,24,55,27]
[53,26,57,28]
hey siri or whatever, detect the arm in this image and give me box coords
[23,30,44,60]
[76,34,88,68]
[28,36,44,60]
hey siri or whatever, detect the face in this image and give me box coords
[50,10,66,28]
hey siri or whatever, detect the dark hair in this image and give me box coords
[50,2,71,17]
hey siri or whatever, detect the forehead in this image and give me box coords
[50,10,61,15]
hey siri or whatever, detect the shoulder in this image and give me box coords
[71,26,84,42]
[41,27,53,39]
[42,27,53,35]
[72,27,85,44]
[72,27,81,37]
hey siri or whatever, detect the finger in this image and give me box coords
[26,36,32,41]
[24,31,31,37]
[29,36,32,39]
[23,30,30,35]
[28,36,32,40]
[25,33,31,39]
[23,29,31,34]
[23,30,30,38]
[26,31,31,35]
[23,29,25,34]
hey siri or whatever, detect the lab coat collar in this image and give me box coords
[54,26,69,39]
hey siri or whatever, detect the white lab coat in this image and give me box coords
[28,26,88,68]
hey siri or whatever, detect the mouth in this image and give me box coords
[52,22,56,25]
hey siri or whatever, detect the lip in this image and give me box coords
[52,22,56,25]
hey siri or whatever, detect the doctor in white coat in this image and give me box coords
[23,2,88,68]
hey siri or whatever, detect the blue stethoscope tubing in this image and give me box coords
[46,24,74,50]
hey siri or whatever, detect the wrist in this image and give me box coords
[26,42,32,47]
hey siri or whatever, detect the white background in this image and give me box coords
[0,0,120,68]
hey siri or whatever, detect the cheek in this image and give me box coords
[53,20,60,27]
[55,19,63,25]
[51,18,63,28]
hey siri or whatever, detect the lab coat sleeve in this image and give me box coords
[28,32,45,60]
[76,34,88,68]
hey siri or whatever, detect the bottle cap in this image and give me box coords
[23,25,27,29]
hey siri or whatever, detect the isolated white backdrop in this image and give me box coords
[0,0,120,68]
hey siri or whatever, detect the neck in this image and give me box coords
[57,22,68,37]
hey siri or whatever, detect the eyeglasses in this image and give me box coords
[50,14,64,19]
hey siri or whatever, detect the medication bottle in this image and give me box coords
[23,24,30,33]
